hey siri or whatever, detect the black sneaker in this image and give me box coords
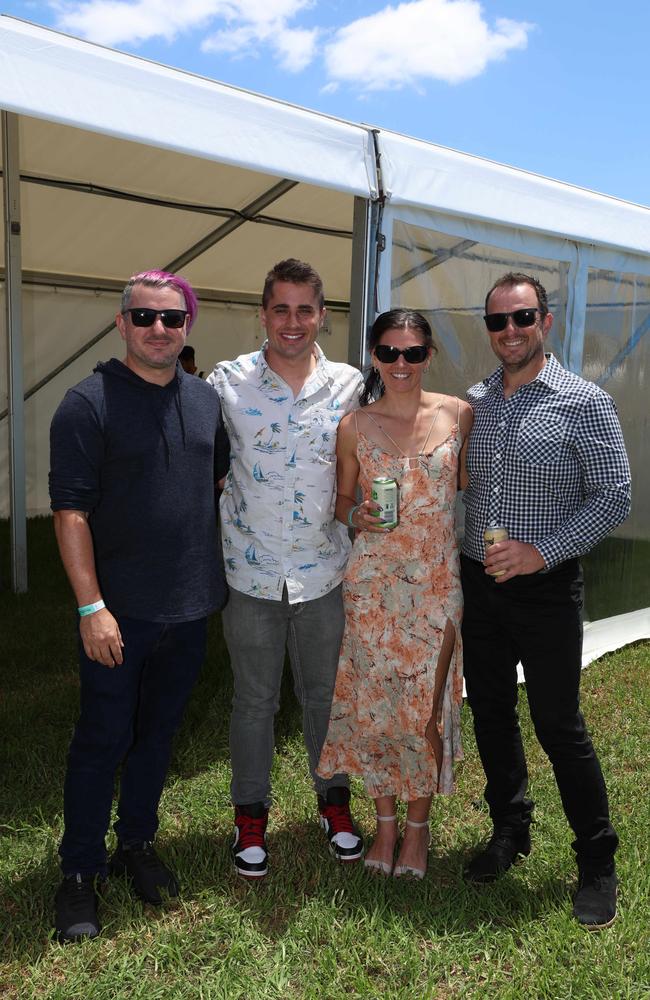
[463,826,531,883]
[110,841,179,905]
[572,868,617,930]
[54,873,101,944]
[232,803,269,879]
[317,787,363,862]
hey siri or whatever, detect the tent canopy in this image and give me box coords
[2,15,650,645]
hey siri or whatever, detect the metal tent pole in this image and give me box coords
[2,110,27,592]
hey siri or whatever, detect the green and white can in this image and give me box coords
[371,476,399,529]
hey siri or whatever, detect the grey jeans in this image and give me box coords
[222,584,348,806]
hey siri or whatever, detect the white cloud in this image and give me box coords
[52,0,530,84]
[272,27,318,72]
[53,0,317,70]
[202,16,317,74]
[54,0,219,46]
[323,0,532,91]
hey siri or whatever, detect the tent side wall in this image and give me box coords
[2,16,650,652]
[376,129,650,643]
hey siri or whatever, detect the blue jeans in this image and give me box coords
[60,616,207,877]
[461,555,618,871]
[222,585,348,806]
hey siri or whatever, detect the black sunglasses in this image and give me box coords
[483,308,540,333]
[123,308,188,329]
[374,344,429,364]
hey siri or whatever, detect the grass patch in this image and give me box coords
[1,518,649,999]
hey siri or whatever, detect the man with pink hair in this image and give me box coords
[49,270,229,942]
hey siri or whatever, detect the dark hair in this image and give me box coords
[179,345,195,361]
[262,258,324,309]
[360,309,435,407]
[484,272,549,318]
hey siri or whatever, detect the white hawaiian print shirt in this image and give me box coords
[208,343,363,602]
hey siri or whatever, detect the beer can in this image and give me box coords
[484,524,508,576]
[371,477,399,529]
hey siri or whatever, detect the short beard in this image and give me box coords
[502,342,545,373]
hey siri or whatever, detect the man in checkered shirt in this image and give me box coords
[460,271,631,931]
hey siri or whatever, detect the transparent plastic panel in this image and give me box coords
[389,220,645,621]
[581,270,650,619]
[390,220,569,400]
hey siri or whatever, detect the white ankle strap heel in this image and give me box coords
[393,819,431,880]
[364,815,398,876]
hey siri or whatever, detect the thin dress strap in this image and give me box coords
[363,402,443,457]
[418,401,443,455]
[363,411,405,457]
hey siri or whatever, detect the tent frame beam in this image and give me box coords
[0,269,351,308]
[0,177,322,419]
[2,110,27,592]
[2,170,353,241]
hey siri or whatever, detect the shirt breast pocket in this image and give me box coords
[517,418,566,465]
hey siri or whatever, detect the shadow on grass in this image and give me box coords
[2,821,570,966]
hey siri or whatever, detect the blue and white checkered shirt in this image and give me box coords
[462,353,631,569]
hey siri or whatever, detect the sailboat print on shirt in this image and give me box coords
[252,462,282,490]
[245,543,279,574]
[253,423,286,455]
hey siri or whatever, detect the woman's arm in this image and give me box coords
[334,414,361,526]
[334,413,387,533]
[458,400,473,491]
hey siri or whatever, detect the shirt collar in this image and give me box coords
[484,353,562,395]
[256,341,331,394]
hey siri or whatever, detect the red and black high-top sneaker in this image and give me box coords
[317,786,363,862]
[232,802,269,878]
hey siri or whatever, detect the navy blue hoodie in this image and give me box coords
[49,358,229,622]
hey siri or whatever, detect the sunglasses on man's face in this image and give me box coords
[374,344,429,364]
[122,308,188,329]
[483,308,540,333]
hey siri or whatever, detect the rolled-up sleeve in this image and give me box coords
[49,391,104,512]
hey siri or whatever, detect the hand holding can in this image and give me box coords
[484,524,509,576]
[371,477,399,529]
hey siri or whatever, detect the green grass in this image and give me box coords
[1,518,649,999]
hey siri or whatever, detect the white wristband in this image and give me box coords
[78,600,106,617]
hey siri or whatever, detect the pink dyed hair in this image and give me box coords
[121,270,199,330]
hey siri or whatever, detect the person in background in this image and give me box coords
[318,309,472,880]
[208,258,364,879]
[49,270,229,942]
[461,271,631,930]
[179,344,205,378]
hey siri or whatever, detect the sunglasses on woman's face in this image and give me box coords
[374,344,429,364]
[483,308,540,333]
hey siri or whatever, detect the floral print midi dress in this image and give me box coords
[318,409,464,800]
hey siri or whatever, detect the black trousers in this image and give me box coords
[461,554,617,871]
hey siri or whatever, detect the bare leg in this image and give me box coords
[364,796,398,875]
[394,621,456,878]
[425,620,456,787]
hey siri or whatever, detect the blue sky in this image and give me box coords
[5,0,650,206]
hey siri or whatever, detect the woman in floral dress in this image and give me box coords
[317,309,472,878]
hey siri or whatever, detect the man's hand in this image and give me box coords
[484,540,546,583]
[79,608,124,667]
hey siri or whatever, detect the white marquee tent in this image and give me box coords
[2,16,649,656]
